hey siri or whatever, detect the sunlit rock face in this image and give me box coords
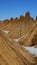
[25,12,30,19]
[0,12,37,39]
[18,24,37,46]
[0,19,9,30]
[0,12,37,65]
[0,30,36,65]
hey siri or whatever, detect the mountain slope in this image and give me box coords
[0,30,35,65]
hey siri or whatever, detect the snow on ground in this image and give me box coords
[2,30,9,34]
[13,35,26,42]
[14,39,37,56]
[23,46,37,56]
[14,39,19,42]
[2,31,37,56]
[13,33,27,42]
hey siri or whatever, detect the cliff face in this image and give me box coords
[18,24,37,46]
[0,12,37,65]
[0,30,36,65]
[28,25,37,46]
[0,12,37,39]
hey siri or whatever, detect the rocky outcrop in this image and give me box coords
[18,24,37,46]
[0,12,37,39]
[0,12,37,65]
[0,30,36,65]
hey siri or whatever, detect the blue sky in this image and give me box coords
[0,0,37,21]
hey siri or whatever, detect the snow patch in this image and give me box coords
[13,34,26,42]
[2,30,9,34]
[14,39,19,42]
[23,46,37,56]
